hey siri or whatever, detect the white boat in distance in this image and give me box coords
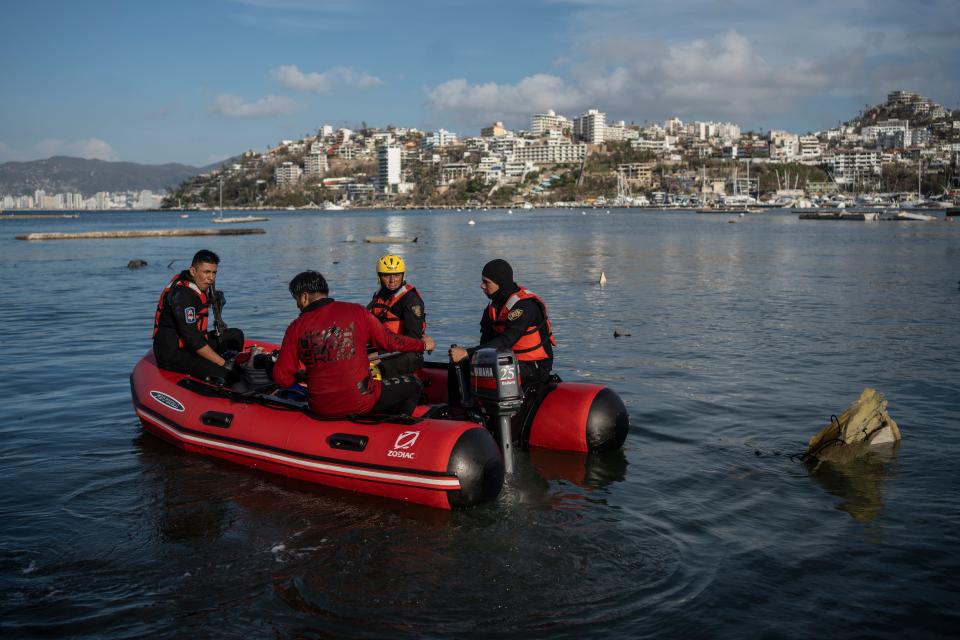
[323,201,346,211]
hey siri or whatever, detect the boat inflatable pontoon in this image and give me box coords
[130,342,629,509]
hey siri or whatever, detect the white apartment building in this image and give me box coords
[573,109,606,144]
[862,119,909,143]
[769,130,800,161]
[336,141,361,159]
[605,120,639,143]
[822,150,883,186]
[513,142,587,165]
[275,161,302,185]
[423,129,458,148]
[531,109,571,137]
[488,135,520,157]
[798,136,822,164]
[378,144,402,194]
[630,138,669,154]
[304,151,328,177]
[477,157,503,183]
[463,137,490,154]
[439,163,472,185]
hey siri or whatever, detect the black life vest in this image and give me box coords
[153,271,209,348]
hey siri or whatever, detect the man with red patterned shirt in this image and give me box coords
[272,270,435,417]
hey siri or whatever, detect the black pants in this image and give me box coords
[154,328,245,381]
[518,359,552,386]
[379,352,424,378]
[372,375,423,416]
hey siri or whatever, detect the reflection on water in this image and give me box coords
[806,443,900,524]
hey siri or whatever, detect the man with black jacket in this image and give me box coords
[449,258,556,386]
[152,249,244,381]
[367,254,426,377]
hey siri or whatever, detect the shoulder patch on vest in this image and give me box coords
[507,308,523,321]
[184,307,196,323]
[411,304,423,318]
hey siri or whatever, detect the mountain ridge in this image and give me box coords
[0,156,232,197]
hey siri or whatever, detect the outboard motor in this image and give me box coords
[470,348,523,474]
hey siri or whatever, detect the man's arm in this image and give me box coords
[398,293,425,340]
[366,310,432,354]
[271,322,300,387]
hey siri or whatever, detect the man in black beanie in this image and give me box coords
[449,258,556,386]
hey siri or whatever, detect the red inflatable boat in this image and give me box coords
[130,341,629,510]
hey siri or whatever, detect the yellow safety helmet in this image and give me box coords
[377,254,405,275]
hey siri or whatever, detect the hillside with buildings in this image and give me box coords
[6,90,957,212]
[160,89,956,210]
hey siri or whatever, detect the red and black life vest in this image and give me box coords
[486,286,556,361]
[368,283,425,336]
[153,272,209,348]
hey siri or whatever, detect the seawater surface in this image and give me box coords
[1,208,958,638]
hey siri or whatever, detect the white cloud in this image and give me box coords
[212,94,300,118]
[0,138,118,162]
[428,74,583,126]
[272,64,382,92]
[428,31,842,127]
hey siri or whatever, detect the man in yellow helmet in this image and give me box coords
[367,254,427,377]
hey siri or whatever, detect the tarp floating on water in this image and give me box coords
[805,388,901,463]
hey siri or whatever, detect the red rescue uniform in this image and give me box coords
[273,298,427,417]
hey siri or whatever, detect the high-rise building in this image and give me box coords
[573,109,606,144]
[275,161,302,185]
[378,144,402,194]
[304,151,328,177]
[531,110,571,137]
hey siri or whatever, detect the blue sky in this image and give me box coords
[2,0,958,166]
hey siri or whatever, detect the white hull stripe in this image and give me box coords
[136,407,461,490]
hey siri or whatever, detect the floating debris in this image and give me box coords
[468,220,476,226]
[127,259,148,269]
[212,215,269,224]
[599,271,607,286]
[344,234,355,243]
[804,388,900,464]
[364,235,417,244]
[17,228,265,241]
[613,330,631,338]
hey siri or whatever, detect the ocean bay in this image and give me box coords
[1,208,958,638]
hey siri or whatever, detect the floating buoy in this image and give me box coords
[582,211,587,215]
[739,212,745,218]
[468,220,476,226]
[508,209,513,214]
[599,271,607,286]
